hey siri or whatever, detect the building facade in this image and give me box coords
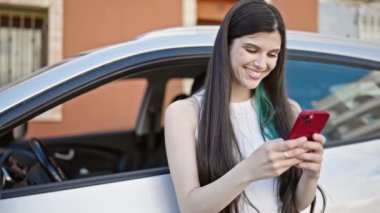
[0,0,318,137]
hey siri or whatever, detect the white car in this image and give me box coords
[0,26,379,212]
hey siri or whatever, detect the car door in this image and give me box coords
[30,78,149,179]
[0,74,180,213]
[0,38,211,212]
[285,54,380,212]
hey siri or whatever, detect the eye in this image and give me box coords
[245,48,257,54]
[268,52,279,58]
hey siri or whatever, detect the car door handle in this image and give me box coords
[54,149,75,161]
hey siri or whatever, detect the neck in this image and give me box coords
[231,81,251,102]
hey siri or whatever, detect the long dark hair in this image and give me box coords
[196,0,326,212]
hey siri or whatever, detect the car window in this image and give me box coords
[26,79,147,138]
[286,60,380,143]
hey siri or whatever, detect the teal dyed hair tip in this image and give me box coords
[253,83,280,141]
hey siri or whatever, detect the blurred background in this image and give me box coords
[0,0,379,137]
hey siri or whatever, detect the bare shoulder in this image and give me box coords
[165,97,200,129]
[166,97,199,113]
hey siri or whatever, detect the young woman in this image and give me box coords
[165,0,326,212]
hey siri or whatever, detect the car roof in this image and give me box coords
[137,26,379,61]
[0,26,379,115]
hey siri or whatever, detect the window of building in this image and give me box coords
[0,5,48,87]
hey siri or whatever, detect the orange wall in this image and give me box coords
[272,0,318,32]
[198,0,235,23]
[198,0,318,32]
[28,0,183,138]
[63,0,182,57]
[28,80,146,138]
[28,0,317,138]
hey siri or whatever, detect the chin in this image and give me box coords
[246,82,260,90]
[244,78,262,89]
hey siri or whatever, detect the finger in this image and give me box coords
[274,137,307,151]
[265,138,283,148]
[296,153,323,163]
[274,158,302,169]
[276,147,308,160]
[312,133,326,145]
[272,138,285,142]
[300,142,324,153]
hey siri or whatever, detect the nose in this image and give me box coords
[253,55,266,70]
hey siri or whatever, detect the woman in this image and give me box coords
[165,0,326,212]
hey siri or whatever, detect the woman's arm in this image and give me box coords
[288,99,326,211]
[165,99,307,213]
[165,99,253,212]
[295,133,325,211]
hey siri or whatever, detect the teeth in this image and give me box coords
[245,67,261,79]
[249,70,259,78]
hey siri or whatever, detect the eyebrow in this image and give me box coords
[242,43,281,52]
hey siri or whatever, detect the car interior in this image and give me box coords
[0,58,208,196]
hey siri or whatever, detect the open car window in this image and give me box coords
[27,79,147,138]
[0,65,205,196]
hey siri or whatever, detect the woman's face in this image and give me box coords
[229,31,282,90]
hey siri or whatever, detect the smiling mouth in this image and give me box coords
[244,66,262,80]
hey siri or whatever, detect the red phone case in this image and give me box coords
[287,110,330,140]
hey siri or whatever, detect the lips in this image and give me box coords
[244,66,262,80]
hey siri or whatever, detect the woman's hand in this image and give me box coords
[244,137,308,181]
[295,133,326,180]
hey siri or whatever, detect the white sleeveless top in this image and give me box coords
[193,91,280,213]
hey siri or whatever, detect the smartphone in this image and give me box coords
[288,110,330,140]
